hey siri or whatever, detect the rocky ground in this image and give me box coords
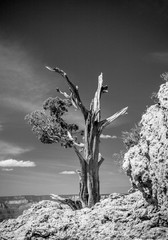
[0,195,79,222]
[0,191,168,240]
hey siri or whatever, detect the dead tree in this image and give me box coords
[26,66,128,208]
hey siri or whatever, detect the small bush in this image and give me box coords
[122,124,141,150]
[151,92,159,104]
[160,72,168,82]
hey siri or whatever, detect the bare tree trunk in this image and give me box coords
[78,158,100,208]
[77,162,88,208]
[87,160,100,207]
[78,117,101,207]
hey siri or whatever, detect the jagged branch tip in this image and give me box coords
[46,66,88,120]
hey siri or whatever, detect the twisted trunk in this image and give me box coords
[78,160,100,207]
[77,112,101,207]
[77,161,88,208]
[87,160,100,207]
[75,73,127,208]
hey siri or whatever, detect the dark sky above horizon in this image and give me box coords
[0,0,168,196]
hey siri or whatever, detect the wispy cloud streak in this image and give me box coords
[149,52,168,64]
[1,168,13,171]
[0,141,32,157]
[0,42,55,113]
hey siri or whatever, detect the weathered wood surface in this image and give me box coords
[50,194,82,210]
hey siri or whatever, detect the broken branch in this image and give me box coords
[46,66,88,120]
[98,153,105,167]
[50,194,82,210]
[99,106,128,131]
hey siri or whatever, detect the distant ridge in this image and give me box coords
[0,193,110,202]
[0,194,110,222]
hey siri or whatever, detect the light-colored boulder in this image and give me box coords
[123,80,168,207]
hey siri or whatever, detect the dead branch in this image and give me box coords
[99,106,128,131]
[46,66,88,120]
[98,153,105,167]
[50,194,82,210]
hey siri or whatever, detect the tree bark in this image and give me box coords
[50,194,82,210]
[87,159,100,207]
[74,73,127,208]
[78,157,100,208]
[76,162,88,208]
[78,110,101,207]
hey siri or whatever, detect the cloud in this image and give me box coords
[0,41,57,113]
[1,96,42,113]
[1,168,13,171]
[0,141,32,157]
[100,134,117,139]
[0,159,36,168]
[63,108,85,129]
[149,52,168,64]
[0,122,3,131]
[59,171,76,175]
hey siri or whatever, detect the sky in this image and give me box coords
[0,0,168,196]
